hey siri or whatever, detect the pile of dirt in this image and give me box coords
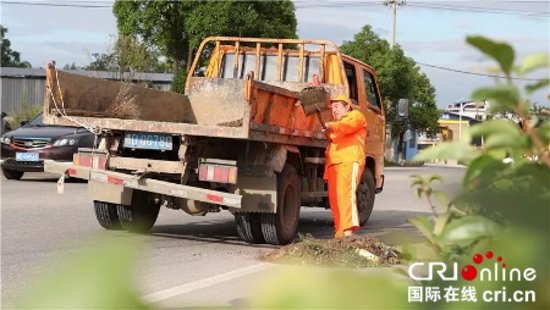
[107,84,141,119]
[260,234,400,268]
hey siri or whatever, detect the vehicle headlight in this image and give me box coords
[53,138,77,147]
[1,136,10,145]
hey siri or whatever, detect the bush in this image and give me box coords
[170,68,187,94]
[9,89,42,128]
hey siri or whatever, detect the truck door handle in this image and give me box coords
[367,130,370,137]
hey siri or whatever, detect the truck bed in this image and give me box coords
[43,64,345,148]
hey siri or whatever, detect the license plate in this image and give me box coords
[16,152,39,162]
[123,132,173,150]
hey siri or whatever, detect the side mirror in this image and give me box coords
[397,99,409,119]
[20,120,29,127]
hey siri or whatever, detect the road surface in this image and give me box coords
[1,165,464,308]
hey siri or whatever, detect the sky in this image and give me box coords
[1,0,549,107]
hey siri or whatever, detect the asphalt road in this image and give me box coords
[1,165,465,308]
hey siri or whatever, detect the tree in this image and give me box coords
[113,1,192,78]
[63,63,80,70]
[84,53,117,72]
[113,0,298,81]
[184,1,297,49]
[1,25,31,68]
[84,35,168,75]
[340,25,440,161]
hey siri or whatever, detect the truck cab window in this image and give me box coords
[363,70,381,109]
[344,62,359,104]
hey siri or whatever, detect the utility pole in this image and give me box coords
[390,1,396,48]
[384,0,406,162]
[386,0,405,49]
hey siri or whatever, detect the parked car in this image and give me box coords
[0,113,94,180]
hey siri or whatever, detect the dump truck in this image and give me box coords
[43,37,386,245]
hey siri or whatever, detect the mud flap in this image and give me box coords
[227,175,278,213]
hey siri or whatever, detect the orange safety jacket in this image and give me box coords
[325,110,367,169]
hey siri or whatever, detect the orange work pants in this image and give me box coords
[326,162,364,238]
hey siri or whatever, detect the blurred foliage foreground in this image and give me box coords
[14,36,550,309]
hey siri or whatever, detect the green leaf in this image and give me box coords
[415,188,423,198]
[536,122,550,144]
[518,53,549,78]
[410,174,423,181]
[413,142,480,163]
[438,216,503,247]
[410,179,424,188]
[468,119,523,139]
[434,190,449,213]
[486,149,508,160]
[398,244,417,266]
[434,212,452,237]
[15,237,148,309]
[525,79,550,96]
[471,84,520,112]
[466,36,515,75]
[407,215,435,244]
[463,155,506,188]
[428,174,444,185]
[484,133,528,150]
[393,268,410,278]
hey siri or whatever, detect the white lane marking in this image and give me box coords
[142,263,272,303]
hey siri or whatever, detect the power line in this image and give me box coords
[294,1,384,9]
[413,2,549,14]
[417,62,547,81]
[1,0,386,9]
[408,3,549,17]
[1,1,112,8]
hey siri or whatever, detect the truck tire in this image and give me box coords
[235,212,265,244]
[2,167,24,180]
[357,168,376,226]
[261,164,301,245]
[93,201,122,230]
[117,190,161,233]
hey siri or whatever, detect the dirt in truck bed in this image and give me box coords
[51,71,195,123]
[260,234,400,268]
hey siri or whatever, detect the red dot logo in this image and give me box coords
[473,254,483,264]
[486,251,493,259]
[497,256,502,262]
[461,265,478,281]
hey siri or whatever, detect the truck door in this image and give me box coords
[360,68,386,164]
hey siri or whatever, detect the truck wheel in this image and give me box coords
[261,164,301,245]
[117,190,161,233]
[2,167,24,180]
[93,201,122,230]
[357,168,376,226]
[235,212,265,244]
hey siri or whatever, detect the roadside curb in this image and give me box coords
[423,163,466,169]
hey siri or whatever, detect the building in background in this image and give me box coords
[446,100,489,121]
[1,67,173,115]
[418,111,482,152]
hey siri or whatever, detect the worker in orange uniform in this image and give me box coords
[323,94,367,238]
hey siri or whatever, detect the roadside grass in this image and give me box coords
[260,233,400,268]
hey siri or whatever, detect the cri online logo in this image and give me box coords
[408,251,537,282]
